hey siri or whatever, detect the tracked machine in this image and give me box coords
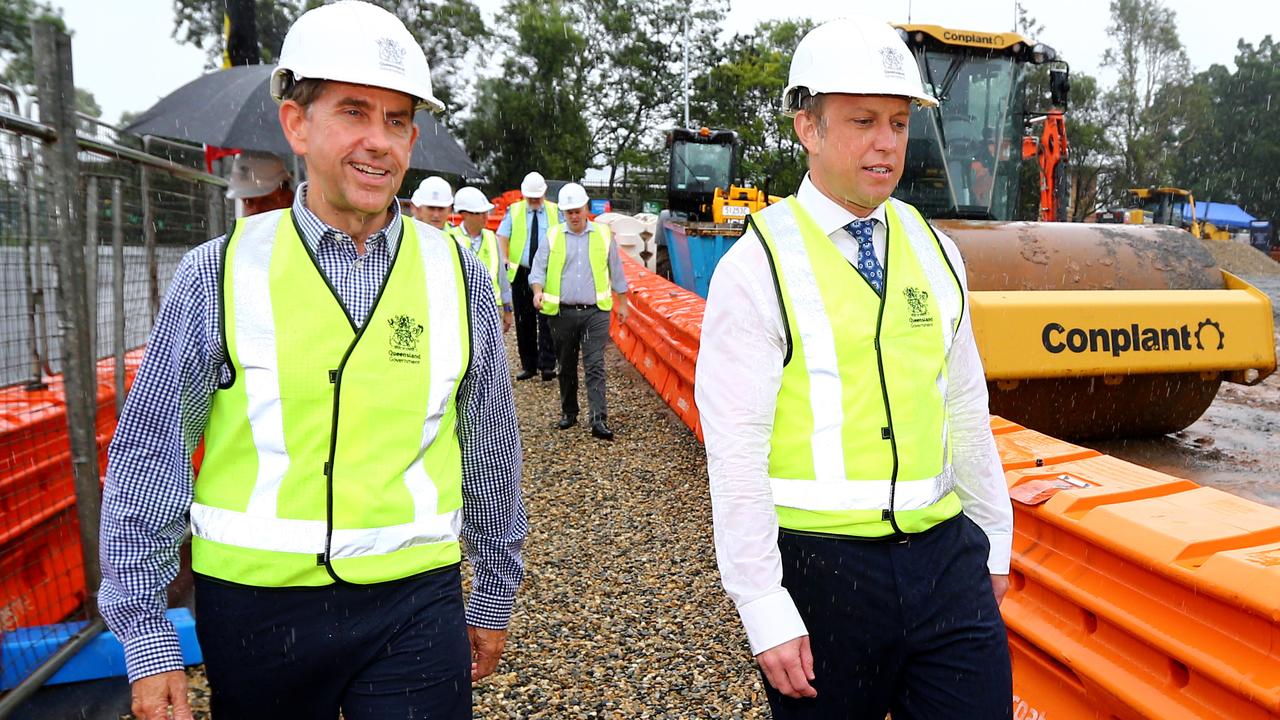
[891,24,1274,438]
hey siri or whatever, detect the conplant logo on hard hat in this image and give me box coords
[880,47,906,80]
[376,37,406,75]
[1042,318,1225,357]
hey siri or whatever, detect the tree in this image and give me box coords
[170,0,303,67]
[581,0,725,195]
[0,1,102,118]
[1168,36,1280,226]
[463,0,592,190]
[1099,0,1190,202]
[170,0,487,129]
[690,19,815,197]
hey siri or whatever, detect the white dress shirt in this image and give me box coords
[695,174,1013,656]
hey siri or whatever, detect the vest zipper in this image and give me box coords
[318,223,406,583]
[873,223,903,534]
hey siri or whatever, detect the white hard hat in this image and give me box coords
[782,16,937,115]
[453,186,494,214]
[270,1,444,113]
[520,172,548,199]
[557,182,590,211]
[225,151,291,199]
[412,176,453,208]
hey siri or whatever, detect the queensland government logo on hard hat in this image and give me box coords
[388,314,423,364]
[376,37,406,75]
[880,47,906,80]
[1042,317,1224,356]
[903,286,934,328]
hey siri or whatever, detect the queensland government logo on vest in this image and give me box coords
[388,314,423,364]
[903,286,934,328]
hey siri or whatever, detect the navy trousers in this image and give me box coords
[194,566,471,720]
[766,514,1012,720]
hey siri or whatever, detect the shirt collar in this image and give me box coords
[795,173,888,236]
[292,181,401,255]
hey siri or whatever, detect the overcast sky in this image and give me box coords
[43,0,1279,126]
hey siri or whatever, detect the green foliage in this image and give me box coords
[0,0,67,88]
[1168,36,1280,225]
[463,0,592,189]
[0,1,100,118]
[690,19,814,196]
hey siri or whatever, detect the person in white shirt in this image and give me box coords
[695,16,1014,719]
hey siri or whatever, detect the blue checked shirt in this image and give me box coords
[99,183,527,683]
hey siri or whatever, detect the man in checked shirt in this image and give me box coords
[97,3,526,719]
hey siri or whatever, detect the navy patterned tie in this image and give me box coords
[845,218,884,295]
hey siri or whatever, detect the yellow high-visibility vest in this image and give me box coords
[193,211,470,586]
[752,196,965,536]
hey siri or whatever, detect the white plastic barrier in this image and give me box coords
[595,212,657,271]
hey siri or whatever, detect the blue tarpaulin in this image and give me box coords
[1174,201,1257,230]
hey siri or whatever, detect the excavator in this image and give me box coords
[892,23,1274,437]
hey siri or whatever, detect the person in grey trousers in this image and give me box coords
[530,182,631,439]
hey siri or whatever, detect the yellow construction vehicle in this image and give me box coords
[1108,187,1234,240]
[891,24,1275,437]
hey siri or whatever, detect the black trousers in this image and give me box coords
[548,306,612,421]
[195,566,471,720]
[766,514,1013,720]
[511,266,556,373]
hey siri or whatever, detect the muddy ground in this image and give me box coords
[1092,272,1280,508]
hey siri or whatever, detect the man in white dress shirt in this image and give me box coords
[695,16,1014,720]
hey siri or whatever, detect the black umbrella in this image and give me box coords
[124,64,479,178]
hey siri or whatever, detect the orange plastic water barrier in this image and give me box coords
[610,256,1280,719]
[0,350,144,629]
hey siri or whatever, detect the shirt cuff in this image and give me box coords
[986,531,1013,575]
[465,588,515,630]
[123,630,186,684]
[737,589,808,656]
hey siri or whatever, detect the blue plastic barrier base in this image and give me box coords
[1,608,202,690]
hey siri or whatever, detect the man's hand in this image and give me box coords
[991,574,1010,605]
[131,670,193,720]
[502,310,514,333]
[468,626,508,682]
[757,635,817,699]
[616,298,630,323]
[532,291,544,310]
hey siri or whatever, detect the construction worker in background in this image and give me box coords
[98,3,526,719]
[225,150,294,216]
[499,171,562,381]
[412,174,455,229]
[452,186,514,332]
[695,16,1013,720]
[530,182,630,440]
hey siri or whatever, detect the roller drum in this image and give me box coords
[937,220,1224,439]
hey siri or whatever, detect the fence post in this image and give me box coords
[84,174,98,352]
[112,178,126,416]
[32,20,103,599]
[141,139,159,321]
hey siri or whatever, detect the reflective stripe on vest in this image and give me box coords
[452,226,502,306]
[193,211,469,586]
[753,197,965,536]
[540,222,614,315]
[505,199,559,281]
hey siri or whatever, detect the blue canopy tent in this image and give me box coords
[1174,201,1257,230]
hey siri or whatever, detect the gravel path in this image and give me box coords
[131,340,770,719]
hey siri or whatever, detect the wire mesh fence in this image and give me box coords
[0,72,228,702]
